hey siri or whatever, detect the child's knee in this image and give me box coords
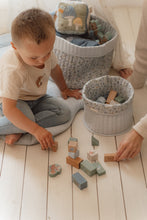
[16,100,35,122]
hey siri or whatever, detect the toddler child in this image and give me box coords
[0,8,82,150]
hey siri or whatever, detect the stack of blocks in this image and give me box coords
[66,137,83,169]
[83,136,106,176]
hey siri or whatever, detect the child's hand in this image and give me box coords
[119,68,133,79]
[61,88,82,99]
[33,126,55,150]
[115,129,143,161]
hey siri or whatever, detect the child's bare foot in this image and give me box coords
[119,68,133,79]
[5,133,22,145]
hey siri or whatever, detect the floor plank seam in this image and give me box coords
[71,166,74,220]
[19,146,28,220]
[0,142,6,177]
[115,137,128,220]
[96,175,101,220]
[46,149,50,220]
[140,152,147,188]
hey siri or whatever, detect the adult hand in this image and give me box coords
[119,68,133,79]
[115,129,143,161]
[61,88,82,99]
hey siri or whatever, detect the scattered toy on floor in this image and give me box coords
[87,150,98,162]
[72,172,88,190]
[49,164,62,177]
[91,136,99,147]
[51,141,58,152]
[66,156,83,169]
[80,160,106,176]
[96,162,106,176]
[68,140,78,152]
[104,153,116,162]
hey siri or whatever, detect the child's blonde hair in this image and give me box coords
[11,8,55,45]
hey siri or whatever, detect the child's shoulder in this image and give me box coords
[0,47,22,69]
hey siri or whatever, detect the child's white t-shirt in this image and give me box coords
[0,48,57,102]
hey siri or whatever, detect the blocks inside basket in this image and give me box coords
[82,76,134,136]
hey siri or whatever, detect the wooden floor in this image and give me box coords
[0,6,147,220]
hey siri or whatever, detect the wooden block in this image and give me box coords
[96,162,106,176]
[49,164,62,177]
[72,172,88,190]
[106,90,117,104]
[68,149,79,159]
[91,136,99,146]
[51,141,58,152]
[104,153,116,162]
[68,141,78,152]
[66,156,83,169]
[68,137,78,144]
[87,150,98,161]
[80,160,97,176]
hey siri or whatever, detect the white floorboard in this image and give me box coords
[20,144,48,220]
[47,129,73,220]
[72,111,99,220]
[0,145,26,220]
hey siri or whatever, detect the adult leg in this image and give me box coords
[29,95,71,128]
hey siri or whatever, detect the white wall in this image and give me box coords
[109,0,143,7]
[0,0,144,34]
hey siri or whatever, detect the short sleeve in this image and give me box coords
[0,66,24,100]
[51,51,58,70]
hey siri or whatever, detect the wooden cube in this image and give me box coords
[72,172,87,190]
[68,141,78,153]
[87,150,98,161]
[51,141,58,152]
[66,156,83,169]
[68,137,78,144]
[104,153,116,162]
[68,149,79,159]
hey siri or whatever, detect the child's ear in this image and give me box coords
[10,42,17,50]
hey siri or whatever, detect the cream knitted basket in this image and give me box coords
[53,15,118,89]
[82,76,134,136]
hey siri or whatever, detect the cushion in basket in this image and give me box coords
[55,1,89,35]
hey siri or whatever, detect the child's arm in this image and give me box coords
[2,97,54,150]
[50,64,82,99]
[115,129,143,161]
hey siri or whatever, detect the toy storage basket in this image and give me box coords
[53,15,118,89]
[82,76,134,136]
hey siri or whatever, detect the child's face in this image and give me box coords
[15,35,55,68]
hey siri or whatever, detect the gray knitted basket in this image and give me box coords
[82,76,134,136]
[53,15,118,89]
